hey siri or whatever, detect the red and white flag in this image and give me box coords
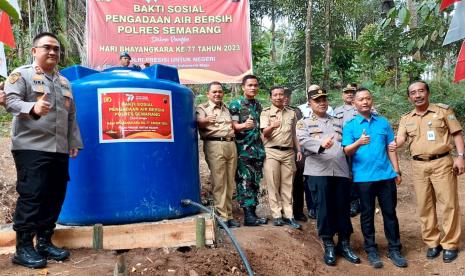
[440,0,461,11]
[0,11,15,48]
[0,0,21,20]
[454,41,465,82]
[443,1,465,45]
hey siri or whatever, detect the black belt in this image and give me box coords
[270,146,293,151]
[203,136,235,142]
[412,152,449,161]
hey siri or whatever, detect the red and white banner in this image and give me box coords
[86,0,252,84]
[98,88,174,143]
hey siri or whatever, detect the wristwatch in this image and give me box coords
[458,153,465,159]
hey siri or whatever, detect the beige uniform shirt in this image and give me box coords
[5,64,83,154]
[296,114,349,177]
[196,100,235,139]
[398,103,462,156]
[260,105,296,148]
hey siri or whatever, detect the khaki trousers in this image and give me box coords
[204,140,237,220]
[264,148,296,219]
[411,156,461,249]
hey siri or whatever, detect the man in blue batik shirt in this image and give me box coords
[342,88,406,269]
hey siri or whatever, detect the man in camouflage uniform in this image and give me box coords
[229,75,267,226]
[5,32,83,268]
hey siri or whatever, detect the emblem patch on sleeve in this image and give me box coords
[8,72,21,84]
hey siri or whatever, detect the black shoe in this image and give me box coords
[272,218,285,226]
[283,218,301,229]
[250,206,268,225]
[426,245,442,259]
[227,219,241,228]
[323,239,336,266]
[443,249,458,263]
[337,240,360,264]
[387,250,408,268]
[243,207,260,226]
[367,251,383,268]
[12,232,47,269]
[36,230,70,261]
[307,209,316,220]
[294,213,308,222]
[350,200,360,217]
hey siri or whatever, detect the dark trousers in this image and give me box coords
[308,176,353,239]
[12,150,69,233]
[347,156,359,202]
[350,180,359,202]
[293,170,315,215]
[357,178,402,252]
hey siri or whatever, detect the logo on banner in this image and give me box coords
[98,88,174,143]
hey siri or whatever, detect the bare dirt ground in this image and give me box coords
[1,136,465,276]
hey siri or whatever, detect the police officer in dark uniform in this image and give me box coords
[5,32,83,268]
[297,87,359,266]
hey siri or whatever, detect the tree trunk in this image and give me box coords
[322,0,331,91]
[407,0,420,60]
[305,0,313,90]
[381,0,396,84]
[270,0,277,63]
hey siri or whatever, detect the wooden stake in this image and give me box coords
[113,251,128,276]
[195,217,205,248]
[93,224,103,250]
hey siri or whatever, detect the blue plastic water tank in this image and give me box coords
[58,64,200,225]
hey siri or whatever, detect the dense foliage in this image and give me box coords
[1,0,465,127]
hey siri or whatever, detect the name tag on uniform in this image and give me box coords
[427,130,436,141]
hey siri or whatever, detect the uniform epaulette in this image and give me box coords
[436,103,449,110]
[334,113,343,119]
[16,64,32,69]
[201,102,210,108]
[263,106,271,111]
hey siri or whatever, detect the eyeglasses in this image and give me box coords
[35,45,61,53]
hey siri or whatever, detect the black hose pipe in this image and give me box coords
[181,199,254,276]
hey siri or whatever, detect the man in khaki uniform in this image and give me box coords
[396,80,465,263]
[283,88,315,221]
[261,86,302,229]
[196,81,240,228]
